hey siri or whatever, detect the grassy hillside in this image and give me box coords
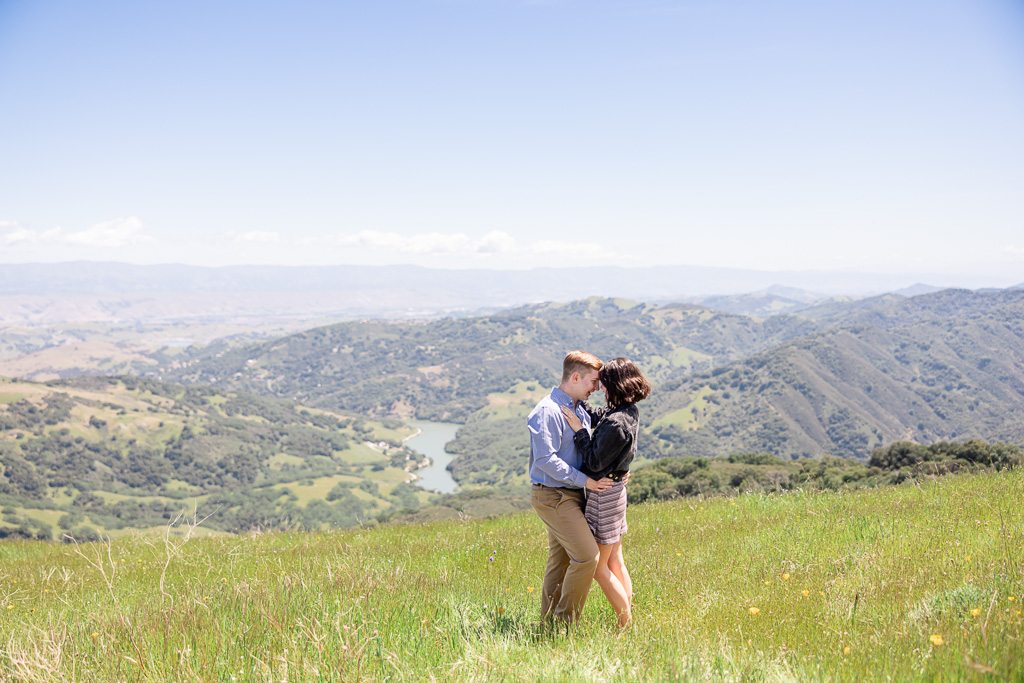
[0,376,432,539]
[444,289,1024,480]
[152,289,1024,482]
[6,288,1024,523]
[646,293,1024,460]
[0,320,334,382]
[155,297,823,421]
[1,470,1021,681]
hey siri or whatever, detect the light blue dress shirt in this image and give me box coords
[527,387,592,489]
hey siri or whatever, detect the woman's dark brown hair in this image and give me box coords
[600,357,651,407]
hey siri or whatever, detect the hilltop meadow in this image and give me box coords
[1,469,1022,681]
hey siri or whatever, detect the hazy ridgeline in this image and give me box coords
[1,471,1021,681]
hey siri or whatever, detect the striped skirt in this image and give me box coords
[585,480,628,545]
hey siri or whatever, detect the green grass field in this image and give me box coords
[2,470,1022,681]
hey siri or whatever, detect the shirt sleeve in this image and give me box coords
[573,412,631,478]
[528,405,589,488]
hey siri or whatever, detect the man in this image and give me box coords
[528,350,614,624]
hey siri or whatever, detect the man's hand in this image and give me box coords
[585,477,613,492]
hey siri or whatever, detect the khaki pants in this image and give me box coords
[531,484,599,623]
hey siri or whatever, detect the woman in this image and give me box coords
[560,357,651,628]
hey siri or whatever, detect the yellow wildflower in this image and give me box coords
[783,573,790,580]
[92,632,99,638]
[929,634,943,647]
[843,646,851,655]
[749,607,760,615]
[527,586,534,594]
[802,590,810,597]
[971,608,981,617]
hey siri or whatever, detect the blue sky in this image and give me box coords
[1,0,1022,281]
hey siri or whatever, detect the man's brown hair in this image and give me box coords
[561,350,603,382]
[600,357,651,407]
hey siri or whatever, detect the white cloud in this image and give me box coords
[3,225,40,246]
[334,230,474,254]
[0,221,62,246]
[1004,245,1024,256]
[476,231,517,254]
[533,239,620,259]
[330,229,620,261]
[64,216,151,248]
[234,231,282,244]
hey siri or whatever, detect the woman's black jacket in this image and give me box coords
[573,402,639,480]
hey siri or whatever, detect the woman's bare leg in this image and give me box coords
[593,542,631,627]
[608,542,633,610]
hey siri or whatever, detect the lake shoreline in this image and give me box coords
[405,420,460,494]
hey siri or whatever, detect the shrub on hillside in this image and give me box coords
[869,440,1022,471]
[727,453,786,466]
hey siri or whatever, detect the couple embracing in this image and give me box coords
[527,350,651,628]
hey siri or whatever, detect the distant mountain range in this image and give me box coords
[2,261,1019,325]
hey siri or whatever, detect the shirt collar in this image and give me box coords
[551,386,576,408]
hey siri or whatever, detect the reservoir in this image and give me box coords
[406,420,460,494]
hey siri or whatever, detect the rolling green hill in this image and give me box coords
[8,288,1024,514]
[154,288,1024,483]
[0,376,430,539]
[644,290,1024,460]
[155,296,824,421]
